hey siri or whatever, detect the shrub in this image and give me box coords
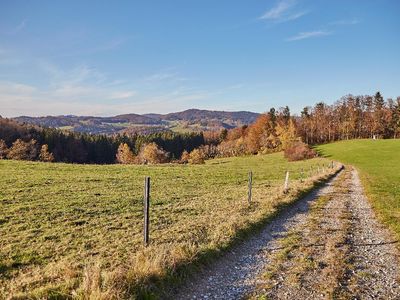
[188,149,205,164]
[7,139,38,161]
[116,143,135,164]
[284,141,316,161]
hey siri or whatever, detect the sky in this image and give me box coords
[0,0,399,117]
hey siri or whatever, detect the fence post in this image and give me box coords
[300,168,304,182]
[248,171,253,205]
[331,161,334,168]
[144,176,150,246]
[284,171,290,193]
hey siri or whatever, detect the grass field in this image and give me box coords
[317,139,400,241]
[0,154,337,298]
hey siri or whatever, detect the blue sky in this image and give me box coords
[0,0,399,117]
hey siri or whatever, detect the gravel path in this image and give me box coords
[176,170,340,299]
[262,168,351,299]
[345,169,400,298]
[177,167,400,300]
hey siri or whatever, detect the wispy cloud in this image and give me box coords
[0,62,206,117]
[145,72,179,81]
[0,79,210,117]
[330,19,360,26]
[259,0,308,22]
[52,36,130,59]
[286,30,332,41]
[110,91,137,100]
[144,68,189,82]
[2,19,28,35]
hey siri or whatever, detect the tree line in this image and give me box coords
[1,91,398,164]
[297,92,400,144]
[208,92,400,158]
[0,117,204,164]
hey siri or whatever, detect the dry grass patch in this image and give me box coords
[0,153,338,298]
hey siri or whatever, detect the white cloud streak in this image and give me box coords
[0,81,209,117]
[285,30,332,41]
[330,19,360,26]
[260,0,308,22]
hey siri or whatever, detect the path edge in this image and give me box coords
[142,164,344,299]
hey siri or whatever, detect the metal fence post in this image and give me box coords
[248,171,253,204]
[144,176,150,246]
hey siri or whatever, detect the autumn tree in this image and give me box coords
[220,128,228,141]
[392,98,400,138]
[180,150,190,163]
[137,142,168,164]
[373,91,386,137]
[39,144,55,162]
[0,139,9,159]
[245,114,267,154]
[7,139,38,160]
[276,118,297,150]
[278,106,291,126]
[116,143,135,164]
[299,107,311,144]
[188,148,205,164]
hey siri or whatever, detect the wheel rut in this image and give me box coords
[176,170,340,299]
[177,167,400,300]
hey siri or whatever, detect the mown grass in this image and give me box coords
[0,153,336,299]
[317,139,400,242]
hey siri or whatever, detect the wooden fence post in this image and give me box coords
[248,171,253,204]
[284,171,290,193]
[144,176,150,246]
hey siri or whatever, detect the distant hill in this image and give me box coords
[13,109,260,135]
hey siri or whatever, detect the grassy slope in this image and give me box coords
[317,139,400,240]
[0,154,335,298]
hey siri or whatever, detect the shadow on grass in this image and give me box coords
[312,146,332,158]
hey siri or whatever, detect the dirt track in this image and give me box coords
[177,167,400,299]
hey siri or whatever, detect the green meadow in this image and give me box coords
[0,154,335,298]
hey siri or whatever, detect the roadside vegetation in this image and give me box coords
[0,153,338,298]
[317,139,400,241]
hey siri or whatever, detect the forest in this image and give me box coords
[0,119,204,164]
[1,92,399,164]
[215,92,400,157]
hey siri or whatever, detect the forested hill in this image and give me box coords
[13,109,260,135]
